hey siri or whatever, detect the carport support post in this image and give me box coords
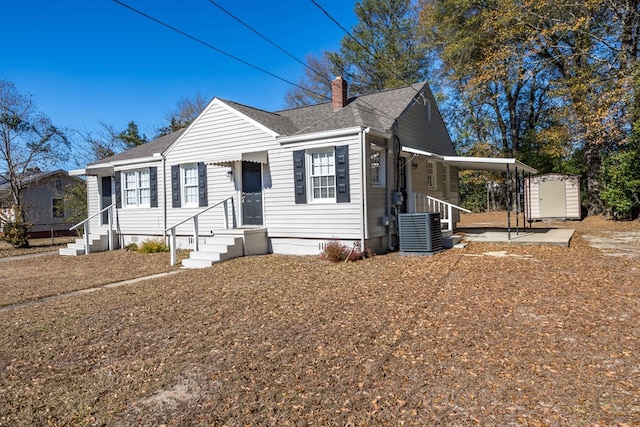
[515,166,519,236]
[527,172,532,229]
[506,164,511,240]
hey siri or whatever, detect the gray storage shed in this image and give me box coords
[524,174,581,220]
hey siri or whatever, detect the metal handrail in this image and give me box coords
[414,193,471,232]
[165,196,236,266]
[69,203,113,230]
[69,203,115,254]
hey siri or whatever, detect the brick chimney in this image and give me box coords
[331,76,348,111]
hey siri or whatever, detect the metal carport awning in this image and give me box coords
[401,148,538,239]
[442,155,537,239]
[441,155,537,174]
[206,150,268,166]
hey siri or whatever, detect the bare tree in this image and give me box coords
[0,79,68,245]
[157,93,209,136]
[74,120,147,164]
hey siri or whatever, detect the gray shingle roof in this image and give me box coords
[222,100,298,135]
[218,83,427,136]
[89,129,185,166]
[0,169,69,193]
[85,83,429,165]
[275,83,427,134]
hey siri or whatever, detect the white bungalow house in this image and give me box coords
[63,77,535,266]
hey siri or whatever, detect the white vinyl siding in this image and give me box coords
[112,162,164,236]
[397,87,457,157]
[310,149,336,201]
[266,133,362,240]
[123,169,150,208]
[163,99,279,235]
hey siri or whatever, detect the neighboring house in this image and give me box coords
[66,77,535,264]
[0,169,83,238]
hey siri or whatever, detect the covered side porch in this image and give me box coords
[401,147,539,239]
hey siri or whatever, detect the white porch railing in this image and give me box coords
[164,196,236,266]
[70,203,115,255]
[414,193,471,232]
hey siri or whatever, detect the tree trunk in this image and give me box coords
[585,144,604,215]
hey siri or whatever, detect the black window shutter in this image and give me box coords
[198,162,208,207]
[335,145,350,203]
[114,171,122,208]
[149,167,158,208]
[171,165,181,208]
[293,150,306,204]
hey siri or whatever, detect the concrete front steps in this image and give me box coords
[181,236,244,269]
[443,234,466,249]
[181,228,270,269]
[59,233,110,256]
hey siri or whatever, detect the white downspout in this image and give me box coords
[162,155,167,238]
[360,128,368,250]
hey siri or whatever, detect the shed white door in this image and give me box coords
[539,179,566,217]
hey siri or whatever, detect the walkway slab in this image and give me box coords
[457,227,574,247]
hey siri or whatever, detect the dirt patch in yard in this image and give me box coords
[1,217,639,426]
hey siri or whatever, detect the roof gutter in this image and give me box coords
[277,126,365,144]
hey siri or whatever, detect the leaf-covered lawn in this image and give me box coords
[0,214,639,426]
[0,237,74,259]
[0,251,178,307]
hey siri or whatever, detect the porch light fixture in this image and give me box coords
[226,168,234,180]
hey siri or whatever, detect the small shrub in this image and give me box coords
[0,220,32,248]
[124,242,139,252]
[321,239,372,263]
[138,239,169,253]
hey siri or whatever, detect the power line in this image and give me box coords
[112,1,396,121]
[207,0,332,85]
[112,0,331,102]
[309,0,422,96]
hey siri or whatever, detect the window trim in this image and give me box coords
[307,148,336,203]
[370,146,385,187]
[427,160,437,190]
[181,164,199,207]
[52,198,65,218]
[122,168,151,208]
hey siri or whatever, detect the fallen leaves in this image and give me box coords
[0,213,638,425]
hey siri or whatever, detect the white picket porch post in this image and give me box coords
[84,221,91,255]
[169,227,177,266]
[192,216,199,252]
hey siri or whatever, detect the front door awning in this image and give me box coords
[207,151,268,166]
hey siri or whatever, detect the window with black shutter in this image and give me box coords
[292,146,349,204]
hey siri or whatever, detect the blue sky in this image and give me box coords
[2,0,357,145]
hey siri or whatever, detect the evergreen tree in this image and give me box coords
[284,0,429,107]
